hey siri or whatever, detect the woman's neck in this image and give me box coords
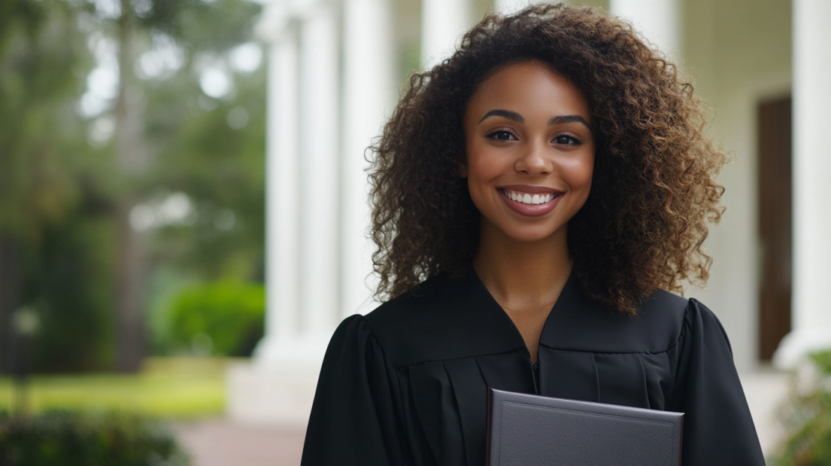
[473,219,572,363]
[472,220,572,312]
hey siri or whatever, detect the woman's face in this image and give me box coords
[462,61,595,243]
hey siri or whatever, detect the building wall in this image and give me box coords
[682,0,792,372]
[239,0,799,432]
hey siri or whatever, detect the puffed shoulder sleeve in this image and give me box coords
[301,315,407,466]
[670,299,765,466]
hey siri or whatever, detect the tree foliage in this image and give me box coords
[772,350,831,465]
[165,280,264,357]
[0,0,115,372]
[0,410,189,466]
[0,0,88,244]
[0,0,266,371]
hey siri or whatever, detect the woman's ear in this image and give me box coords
[458,162,468,178]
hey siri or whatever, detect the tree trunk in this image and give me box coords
[0,233,22,374]
[113,1,146,372]
[115,200,144,372]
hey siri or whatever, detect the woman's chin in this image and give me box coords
[479,213,568,245]
[502,225,566,244]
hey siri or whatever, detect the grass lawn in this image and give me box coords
[0,358,237,419]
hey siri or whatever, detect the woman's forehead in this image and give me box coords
[465,61,591,125]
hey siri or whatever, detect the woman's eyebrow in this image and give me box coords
[479,110,591,131]
[479,109,523,124]
[548,115,591,130]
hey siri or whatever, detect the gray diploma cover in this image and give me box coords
[487,388,684,466]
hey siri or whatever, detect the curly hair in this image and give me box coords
[369,3,725,314]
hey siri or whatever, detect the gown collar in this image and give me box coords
[365,266,685,368]
[466,267,678,355]
[465,267,592,355]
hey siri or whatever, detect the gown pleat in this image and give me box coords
[444,358,488,466]
[537,348,599,401]
[594,353,650,407]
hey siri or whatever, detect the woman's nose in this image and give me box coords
[515,140,554,175]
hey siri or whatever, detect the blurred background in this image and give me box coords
[1,0,829,465]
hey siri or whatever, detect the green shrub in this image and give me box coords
[167,280,265,357]
[0,410,189,466]
[771,350,831,465]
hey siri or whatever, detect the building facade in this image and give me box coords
[229,0,831,453]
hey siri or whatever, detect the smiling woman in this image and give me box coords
[301,4,764,466]
[462,62,596,362]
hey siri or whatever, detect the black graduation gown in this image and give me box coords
[301,270,765,466]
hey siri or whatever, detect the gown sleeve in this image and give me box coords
[301,315,407,466]
[671,299,765,466]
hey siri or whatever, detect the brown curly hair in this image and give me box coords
[369,3,725,314]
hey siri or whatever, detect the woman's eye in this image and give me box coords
[553,135,581,145]
[487,130,516,141]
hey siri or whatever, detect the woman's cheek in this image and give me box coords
[570,152,594,193]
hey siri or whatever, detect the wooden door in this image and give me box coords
[757,97,792,361]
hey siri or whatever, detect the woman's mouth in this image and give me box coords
[498,187,563,217]
[501,189,558,205]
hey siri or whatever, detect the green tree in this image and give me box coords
[82,0,263,370]
[0,0,266,372]
[0,0,118,372]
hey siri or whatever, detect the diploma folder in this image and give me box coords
[486,388,683,466]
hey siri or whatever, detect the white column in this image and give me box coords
[610,0,681,61]
[229,0,337,426]
[299,6,340,340]
[253,11,300,362]
[342,0,395,317]
[773,0,831,369]
[268,33,300,343]
[421,0,472,70]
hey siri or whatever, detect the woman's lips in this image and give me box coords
[498,188,562,217]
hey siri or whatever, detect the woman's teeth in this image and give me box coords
[503,190,556,205]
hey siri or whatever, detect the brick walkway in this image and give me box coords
[176,419,306,466]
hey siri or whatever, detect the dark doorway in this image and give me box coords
[757,96,792,361]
